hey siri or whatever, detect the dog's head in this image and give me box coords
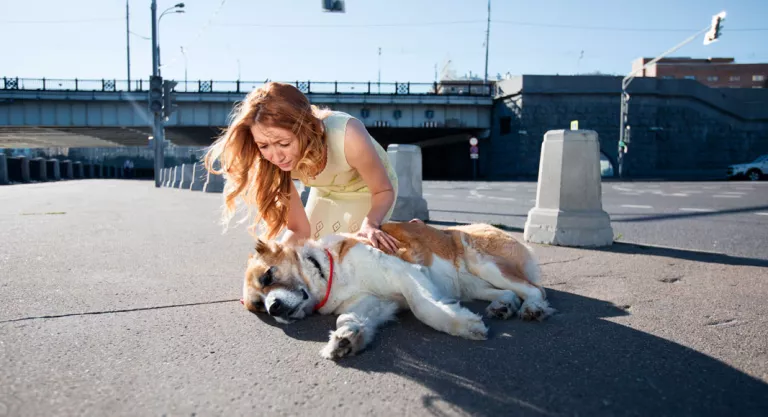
[243,239,316,323]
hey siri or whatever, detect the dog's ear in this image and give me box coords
[255,238,270,255]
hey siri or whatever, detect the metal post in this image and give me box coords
[151,0,164,188]
[484,0,490,84]
[617,22,716,179]
[126,0,131,91]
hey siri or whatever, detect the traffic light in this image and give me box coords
[148,75,163,114]
[162,80,178,120]
[703,11,726,45]
[322,0,345,12]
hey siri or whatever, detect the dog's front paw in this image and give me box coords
[320,324,365,360]
[455,315,488,341]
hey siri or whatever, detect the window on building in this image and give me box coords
[753,75,766,82]
[730,75,741,81]
[707,76,719,82]
[500,116,512,135]
[684,75,696,80]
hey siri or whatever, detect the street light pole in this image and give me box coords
[126,0,131,91]
[484,0,490,84]
[617,11,726,178]
[150,0,163,187]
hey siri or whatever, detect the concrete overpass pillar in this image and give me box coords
[386,144,429,221]
[524,130,613,247]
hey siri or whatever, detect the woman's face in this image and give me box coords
[251,124,301,171]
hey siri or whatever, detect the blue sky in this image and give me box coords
[2,0,765,84]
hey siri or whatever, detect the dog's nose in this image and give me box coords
[268,299,283,316]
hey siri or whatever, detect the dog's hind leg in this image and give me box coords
[320,295,399,360]
[466,286,522,320]
[465,255,556,321]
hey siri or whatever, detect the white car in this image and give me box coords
[727,155,767,181]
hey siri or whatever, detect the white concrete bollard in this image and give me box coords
[61,160,74,179]
[204,171,224,193]
[172,165,183,188]
[0,154,8,185]
[524,130,614,247]
[190,163,207,191]
[386,144,429,222]
[46,159,61,181]
[180,164,194,189]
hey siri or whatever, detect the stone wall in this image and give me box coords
[489,75,768,179]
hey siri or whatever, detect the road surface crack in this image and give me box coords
[0,299,239,324]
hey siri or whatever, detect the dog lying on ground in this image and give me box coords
[242,221,555,359]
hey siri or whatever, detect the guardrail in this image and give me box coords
[1,77,494,97]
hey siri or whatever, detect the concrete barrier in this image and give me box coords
[163,167,173,187]
[204,171,224,193]
[7,157,30,183]
[46,159,61,181]
[180,164,194,189]
[190,163,207,191]
[524,130,614,247]
[73,162,84,179]
[29,158,48,182]
[386,144,429,221]
[85,164,95,178]
[61,160,74,179]
[0,154,8,185]
[172,165,183,188]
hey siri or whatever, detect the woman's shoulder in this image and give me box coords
[322,111,356,132]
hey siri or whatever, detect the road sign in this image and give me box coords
[469,137,478,146]
[570,120,579,130]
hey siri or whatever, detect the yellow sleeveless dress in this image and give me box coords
[299,111,398,239]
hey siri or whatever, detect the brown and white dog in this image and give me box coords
[242,221,555,359]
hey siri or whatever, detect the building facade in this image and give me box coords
[631,57,768,88]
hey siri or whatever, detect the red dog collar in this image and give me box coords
[313,249,334,311]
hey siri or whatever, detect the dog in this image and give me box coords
[242,221,555,359]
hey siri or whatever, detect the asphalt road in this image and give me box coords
[1,180,767,416]
[423,180,768,261]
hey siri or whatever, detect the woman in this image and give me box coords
[204,82,400,254]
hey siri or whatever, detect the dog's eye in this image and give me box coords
[259,267,275,287]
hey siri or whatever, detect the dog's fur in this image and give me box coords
[243,221,555,359]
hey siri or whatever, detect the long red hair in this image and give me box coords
[204,82,330,239]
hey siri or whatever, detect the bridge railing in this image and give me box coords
[1,77,494,97]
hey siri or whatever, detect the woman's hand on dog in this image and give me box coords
[357,219,400,255]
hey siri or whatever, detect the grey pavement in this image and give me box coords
[423,180,768,261]
[1,180,768,416]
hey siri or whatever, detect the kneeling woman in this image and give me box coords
[204,82,400,253]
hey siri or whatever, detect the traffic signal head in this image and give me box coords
[148,76,163,114]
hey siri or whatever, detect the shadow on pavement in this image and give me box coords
[426,220,768,268]
[311,290,768,417]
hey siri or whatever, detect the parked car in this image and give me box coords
[727,154,768,181]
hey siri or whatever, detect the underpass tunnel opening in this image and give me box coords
[366,128,484,181]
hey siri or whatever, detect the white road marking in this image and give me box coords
[712,195,741,198]
[469,190,482,199]
[722,191,747,195]
[756,212,768,216]
[679,208,716,212]
[488,196,516,201]
[668,193,689,197]
[423,193,432,197]
[621,192,642,196]
[622,204,653,209]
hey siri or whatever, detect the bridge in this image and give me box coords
[0,77,493,150]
